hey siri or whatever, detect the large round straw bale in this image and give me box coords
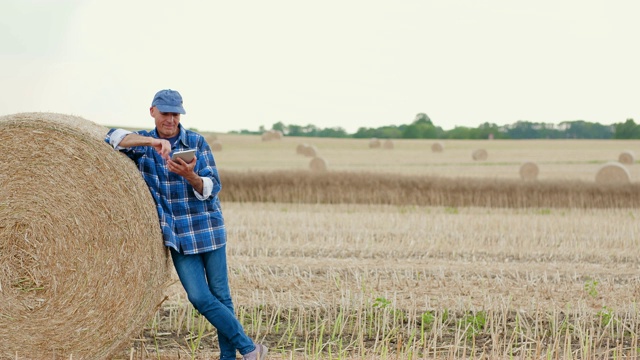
[382,139,394,149]
[310,156,328,172]
[431,141,444,152]
[472,149,488,161]
[618,150,635,165]
[369,138,381,148]
[519,161,539,180]
[595,161,631,184]
[0,113,170,359]
[210,140,223,152]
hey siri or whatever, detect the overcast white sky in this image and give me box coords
[1,0,639,133]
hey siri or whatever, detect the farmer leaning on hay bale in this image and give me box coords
[105,89,267,360]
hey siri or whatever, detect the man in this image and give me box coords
[105,89,267,360]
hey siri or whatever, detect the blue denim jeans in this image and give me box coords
[170,246,255,359]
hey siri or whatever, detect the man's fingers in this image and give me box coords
[159,148,170,160]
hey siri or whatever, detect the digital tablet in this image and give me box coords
[171,149,196,162]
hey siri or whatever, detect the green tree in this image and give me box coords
[353,127,376,138]
[287,124,304,136]
[353,126,402,139]
[614,118,640,139]
[376,126,403,138]
[271,121,286,134]
[401,113,440,138]
[445,126,472,139]
[505,121,542,139]
[402,122,439,138]
[302,124,319,136]
[317,127,348,138]
[414,113,432,125]
[561,120,613,139]
[471,122,507,139]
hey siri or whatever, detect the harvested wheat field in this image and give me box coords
[3,129,634,359]
[102,133,640,360]
[121,202,640,360]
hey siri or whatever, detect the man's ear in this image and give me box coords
[149,106,154,117]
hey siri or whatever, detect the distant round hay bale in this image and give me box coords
[296,143,309,155]
[261,130,283,141]
[210,140,223,152]
[310,156,327,172]
[294,143,318,157]
[305,145,318,157]
[204,133,218,143]
[519,161,539,180]
[618,150,635,165]
[369,138,381,148]
[382,139,394,149]
[472,149,488,161]
[0,113,170,359]
[431,141,444,152]
[595,161,631,184]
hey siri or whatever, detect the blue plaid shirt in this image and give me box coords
[105,125,226,254]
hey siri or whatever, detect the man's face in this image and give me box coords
[150,106,181,138]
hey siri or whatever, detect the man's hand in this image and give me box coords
[150,138,171,160]
[167,156,196,177]
[119,133,171,160]
[168,157,204,194]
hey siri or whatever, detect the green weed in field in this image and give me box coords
[458,310,487,338]
[373,297,391,308]
[597,306,616,326]
[421,311,435,329]
[444,207,459,214]
[584,279,599,298]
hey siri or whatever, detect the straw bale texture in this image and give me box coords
[382,139,394,149]
[431,141,444,152]
[368,138,381,148]
[0,113,170,359]
[310,156,328,172]
[211,140,223,152]
[595,162,631,184]
[519,161,539,181]
[618,150,635,165]
[472,148,488,161]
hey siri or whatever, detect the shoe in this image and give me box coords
[242,343,268,360]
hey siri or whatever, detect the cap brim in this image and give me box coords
[155,105,186,114]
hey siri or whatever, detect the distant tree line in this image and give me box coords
[231,113,640,139]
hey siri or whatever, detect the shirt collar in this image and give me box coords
[151,124,189,147]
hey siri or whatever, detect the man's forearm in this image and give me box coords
[114,132,171,160]
[185,173,204,194]
[118,133,155,148]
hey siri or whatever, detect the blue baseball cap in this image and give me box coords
[151,89,186,114]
